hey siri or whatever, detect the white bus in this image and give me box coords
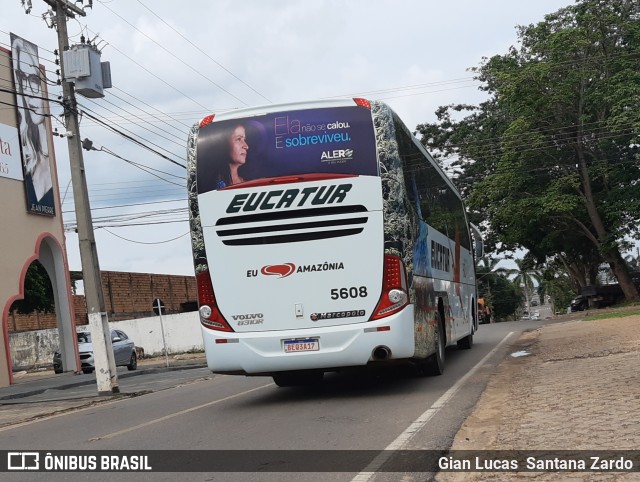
[187,98,481,386]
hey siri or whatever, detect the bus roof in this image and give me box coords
[196,98,370,126]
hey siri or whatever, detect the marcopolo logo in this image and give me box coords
[310,310,365,321]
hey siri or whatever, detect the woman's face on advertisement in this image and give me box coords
[228,126,248,166]
[18,51,45,124]
[21,123,37,176]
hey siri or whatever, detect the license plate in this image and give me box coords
[283,338,319,353]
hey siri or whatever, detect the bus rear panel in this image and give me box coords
[187,98,477,381]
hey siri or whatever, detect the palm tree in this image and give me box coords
[475,256,523,321]
[538,262,575,314]
[497,258,542,316]
[476,255,502,272]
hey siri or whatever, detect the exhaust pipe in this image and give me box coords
[372,346,391,361]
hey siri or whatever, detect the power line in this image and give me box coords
[80,95,186,150]
[102,228,190,245]
[78,107,186,168]
[96,0,251,107]
[0,43,195,135]
[135,0,272,104]
[3,76,635,180]
[61,198,185,214]
[96,145,185,187]
[103,90,189,140]
[83,25,210,111]
[111,86,192,131]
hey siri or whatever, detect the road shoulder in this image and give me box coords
[437,313,640,481]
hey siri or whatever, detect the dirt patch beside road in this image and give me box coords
[437,314,640,481]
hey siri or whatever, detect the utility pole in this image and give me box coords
[52,0,119,394]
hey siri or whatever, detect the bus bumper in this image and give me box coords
[201,305,415,374]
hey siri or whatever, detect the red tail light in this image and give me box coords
[200,114,215,128]
[353,98,371,109]
[196,270,234,332]
[371,254,409,320]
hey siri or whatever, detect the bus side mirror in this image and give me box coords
[470,223,484,259]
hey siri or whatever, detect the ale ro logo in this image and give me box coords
[320,149,354,162]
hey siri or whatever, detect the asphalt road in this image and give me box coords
[0,319,549,481]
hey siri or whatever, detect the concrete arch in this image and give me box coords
[1,233,79,385]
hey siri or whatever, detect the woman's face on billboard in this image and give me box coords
[18,50,45,124]
[228,125,248,166]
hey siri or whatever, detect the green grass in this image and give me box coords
[585,308,640,321]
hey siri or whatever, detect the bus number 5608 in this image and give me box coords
[331,287,368,299]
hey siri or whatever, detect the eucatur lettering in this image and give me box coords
[226,184,352,213]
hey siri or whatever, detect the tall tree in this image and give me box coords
[496,258,542,311]
[539,261,577,313]
[476,256,522,321]
[417,0,640,301]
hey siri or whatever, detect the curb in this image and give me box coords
[1,362,207,402]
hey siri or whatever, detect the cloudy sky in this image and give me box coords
[3,0,577,276]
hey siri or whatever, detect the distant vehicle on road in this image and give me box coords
[53,330,137,374]
[478,298,491,324]
[581,284,626,309]
[570,295,589,312]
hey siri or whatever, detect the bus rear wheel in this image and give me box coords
[414,319,445,377]
[427,319,445,376]
[272,370,324,387]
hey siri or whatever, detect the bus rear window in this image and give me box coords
[196,106,379,194]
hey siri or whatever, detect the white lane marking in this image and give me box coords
[352,332,515,482]
[89,383,273,441]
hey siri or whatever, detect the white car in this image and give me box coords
[53,330,137,374]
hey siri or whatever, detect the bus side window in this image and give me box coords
[411,168,431,222]
[419,196,430,221]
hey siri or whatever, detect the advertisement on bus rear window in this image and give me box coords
[196,106,378,193]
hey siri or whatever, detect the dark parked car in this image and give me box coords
[53,330,137,374]
[570,295,588,312]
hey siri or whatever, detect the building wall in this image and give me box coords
[8,272,198,331]
[99,271,198,322]
[0,45,74,387]
[7,295,86,331]
[10,311,202,370]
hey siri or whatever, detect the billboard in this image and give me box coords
[196,105,378,194]
[0,122,23,181]
[10,33,55,216]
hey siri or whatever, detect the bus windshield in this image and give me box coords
[196,105,379,193]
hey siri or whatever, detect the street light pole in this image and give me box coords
[53,0,119,394]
